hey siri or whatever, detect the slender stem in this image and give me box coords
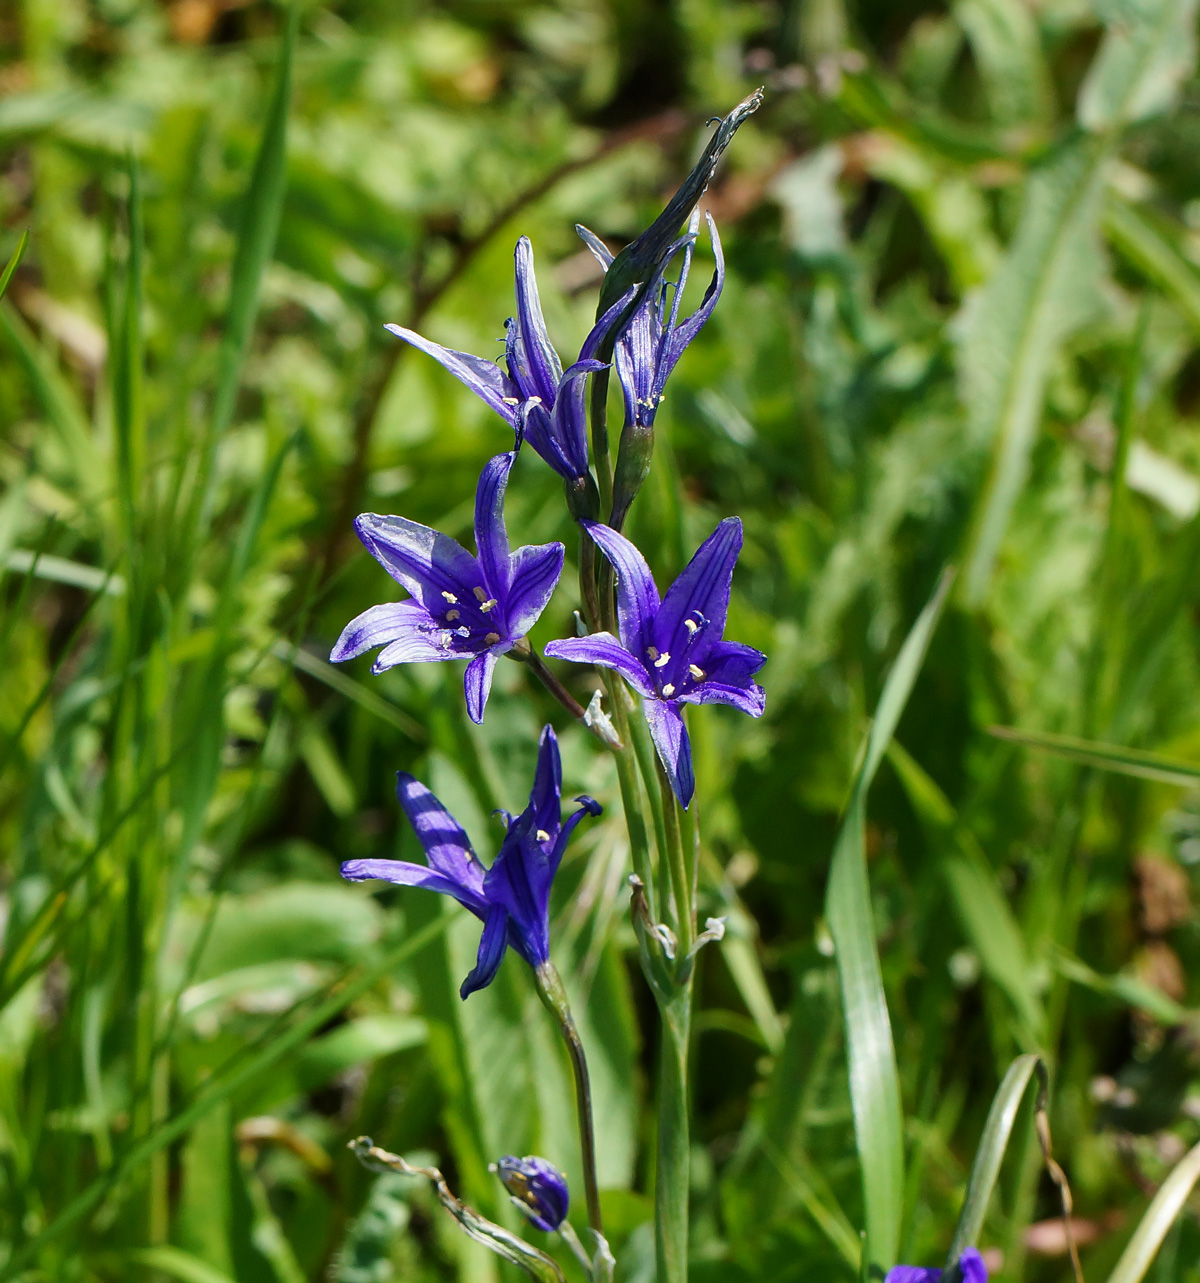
[534,962,604,1240]
[626,706,670,921]
[656,755,695,959]
[600,672,657,907]
[508,642,617,750]
[579,527,601,634]
[655,988,692,1283]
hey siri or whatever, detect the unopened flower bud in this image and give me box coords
[492,1155,570,1232]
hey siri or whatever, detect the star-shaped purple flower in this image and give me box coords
[886,1248,988,1283]
[384,238,633,484]
[330,451,563,724]
[544,517,765,807]
[341,725,601,999]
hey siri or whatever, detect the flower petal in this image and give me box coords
[575,223,614,270]
[654,516,741,664]
[644,697,695,808]
[528,724,562,837]
[677,640,766,715]
[395,773,487,900]
[474,452,515,600]
[485,823,552,968]
[464,649,500,723]
[544,633,655,697]
[514,237,563,406]
[371,625,460,672]
[340,858,482,912]
[957,1250,988,1283]
[384,323,517,425]
[330,600,432,663]
[354,512,478,614]
[579,521,660,656]
[883,1270,942,1283]
[549,795,602,877]
[506,542,565,638]
[681,678,765,717]
[459,903,510,999]
[547,358,606,479]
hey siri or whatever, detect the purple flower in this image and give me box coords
[384,238,633,483]
[341,725,601,999]
[544,518,765,807]
[582,211,725,433]
[886,1249,989,1283]
[330,452,563,724]
[494,1156,570,1232]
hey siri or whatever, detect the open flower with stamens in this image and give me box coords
[385,238,633,484]
[545,517,765,806]
[330,452,562,724]
[341,725,601,999]
[885,1249,988,1283]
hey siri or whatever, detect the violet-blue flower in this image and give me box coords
[330,451,562,724]
[341,725,601,999]
[494,1156,570,1232]
[544,517,765,807]
[581,210,724,434]
[384,238,633,484]
[886,1248,989,1283]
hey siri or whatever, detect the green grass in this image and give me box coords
[3,0,1200,1280]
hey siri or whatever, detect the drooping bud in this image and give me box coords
[493,1155,570,1232]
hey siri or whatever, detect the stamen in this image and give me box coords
[661,682,676,697]
[684,619,699,635]
[446,610,460,622]
[536,829,550,843]
[442,590,458,603]
[689,664,705,680]
[653,651,671,668]
[473,586,488,601]
[502,396,520,405]
[484,631,501,645]
[647,646,659,661]
[480,598,498,613]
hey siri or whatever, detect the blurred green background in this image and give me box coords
[3,0,1200,1279]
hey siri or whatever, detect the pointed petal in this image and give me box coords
[371,625,462,673]
[654,517,741,663]
[330,600,432,663]
[340,858,483,912]
[355,512,478,614]
[644,697,694,808]
[548,795,602,878]
[528,725,562,836]
[384,323,517,425]
[460,903,510,999]
[579,521,660,656]
[517,401,562,475]
[579,287,637,361]
[506,542,564,637]
[473,452,515,599]
[677,640,766,714]
[513,237,563,405]
[650,214,725,406]
[485,823,551,967]
[547,358,606,479]
[883,1270,941,1283]
[465,650,500,723]
[543,633,655,697]
[395,774,487,900]
[575,223,614,269]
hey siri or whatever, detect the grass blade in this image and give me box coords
[1106,1140,1200,1283]
[0,228,28,299]
[945,1054,1043,1266]
[827,568,953,1274]
[988,725,1200,786]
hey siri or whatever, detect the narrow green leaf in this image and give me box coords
[988,725,1200,786]
[945,1054,1043,1266]
[280,642,425,740]
[112,153,145,544]
[0,228,28,300]
[1107,1140,1200,1283]
[959,134,1107,604]
[194,4,297,532]
[1050,946,1189,1025]
[827,569,953,1274]
[954,0,1051,127]
[1104,196,1200,337]
[125,1247,238,1283]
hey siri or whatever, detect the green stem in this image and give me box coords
[657,754,695,959]
[627,708,670,921]
[601,674,657,907]
[655,987,692,1283]
[534,962,604,1241]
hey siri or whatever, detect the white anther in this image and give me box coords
[480,598,498,613]
[446,610,460,622]
[536,829,550,843]
[526,396,542,407]
[473,586,488,601]
[484,631,501,645]
[653,651,671,668]
[442,590,458,603]
[661,683,676,697]
[502,396,520,405]
[684,619,699,634]
[647,646,659,661]
[689,664,705,680]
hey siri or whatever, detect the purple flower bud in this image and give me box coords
[494,1155,570,1232]
[886,1248,989,1283]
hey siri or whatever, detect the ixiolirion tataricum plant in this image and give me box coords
[330,87,766,1283]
